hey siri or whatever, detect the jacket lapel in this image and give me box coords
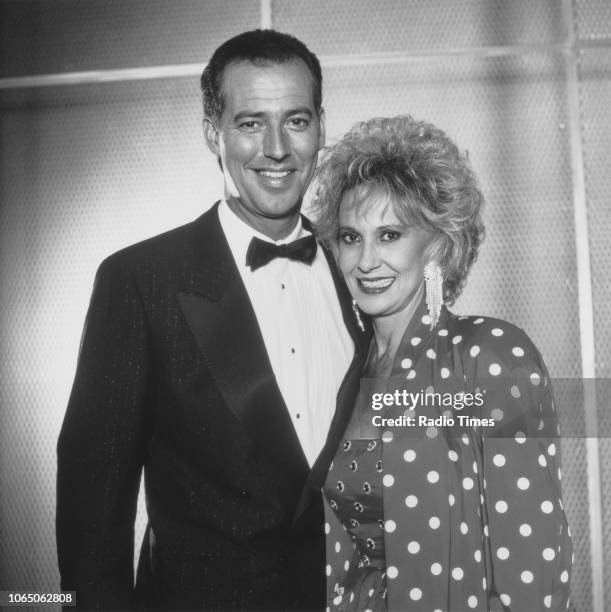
[177,203,307,471]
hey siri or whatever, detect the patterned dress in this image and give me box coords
[323,298,572,611]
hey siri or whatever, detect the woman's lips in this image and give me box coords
[357,277,395,294]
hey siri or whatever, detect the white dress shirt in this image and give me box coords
[218,200,354,466]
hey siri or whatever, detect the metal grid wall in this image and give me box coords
[0,0,608,610]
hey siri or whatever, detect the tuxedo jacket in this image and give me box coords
[56,202,369,611]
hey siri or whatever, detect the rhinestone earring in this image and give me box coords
[424,262,443,329]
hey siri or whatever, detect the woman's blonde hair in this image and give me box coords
[313,115,485,304]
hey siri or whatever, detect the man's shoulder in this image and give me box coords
[101,205,220,271]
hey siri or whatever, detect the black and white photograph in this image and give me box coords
[1,1,610,610]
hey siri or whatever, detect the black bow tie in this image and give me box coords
[246,235,318,271]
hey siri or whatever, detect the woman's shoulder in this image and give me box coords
[442,311,548,378]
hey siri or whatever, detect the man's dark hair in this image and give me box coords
[201,29,322,126]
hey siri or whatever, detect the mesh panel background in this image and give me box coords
[0,1,606,610]
[579,44,611,609]
[0,0,260,77]
[273,0,564,54]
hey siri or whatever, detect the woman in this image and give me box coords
[314,116,572,611]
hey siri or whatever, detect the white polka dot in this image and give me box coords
[474,317,484,324]
[409,588,422,601]
[448,494,456,506]
[530,372,541,386]
[482,577,487,590]
[426,426,438,439]
[438,328,448,336]
[441,367,450,378]
[452,335,463,344]
[489,363,501,376]
[510,385,521,398]
[558,468,562,480]
[474,550,482,563]
[495,500,508,513]
[520,523,532,537]
[405,495,418,508]
[349,592,354,603]
[517,477,530,490]
[404,449,416,462]
[407,369,417,380]
[426,349,436,359]
[493,453,506,467]
[452,567,464,580]
[560,570,569,583]
[544,594,552,608]
[461,433,470,445]
[387,566,398,579]
[324,522,330,534]
[421,314,432,325]
[521,570,534,584]
[427,470,440,483]
[497,547,510,560]
[468,595,478,608]
[538,454,548,467]
[385,520,396,532]
[429,516,441,529]
[332,595,342,606]
[512,346,525,357]
[548,443,557,456]
[325,565,331,576]
[410,336,422,346]
[515,430,526,444]
[344,560,350,571]
[448,450,458,462]
[460,522,469,535]
[383,474,395,487]
[484,525,489,537]
[401,358,412,369]
[431,562,442,575]
[541,500,554,514]
[491,327,503,336]
[407,541,420,554]
[463,477,474,491]
[543,548,556,561]
[470,345,480,357]
[335,541,341,553]
[500,594,511,606]
[491,408,504,421]
[382,430,393,443]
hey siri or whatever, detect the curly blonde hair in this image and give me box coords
[312,115,485,304]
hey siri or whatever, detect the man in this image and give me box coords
[57,29,367,610]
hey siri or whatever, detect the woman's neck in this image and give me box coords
[369,284,424,378]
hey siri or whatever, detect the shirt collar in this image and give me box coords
[218,199,310,270]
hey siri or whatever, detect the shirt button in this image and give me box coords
[281,283,286,289]
[296,413,301,419]
[291,348,295,354]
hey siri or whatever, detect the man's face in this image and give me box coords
[205,59,325,239]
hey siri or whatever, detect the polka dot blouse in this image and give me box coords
[323,299,572,611]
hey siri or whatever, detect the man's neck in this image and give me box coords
[225,198,301,241]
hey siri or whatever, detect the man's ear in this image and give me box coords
[203,118,220,156]
[318,108,326,149]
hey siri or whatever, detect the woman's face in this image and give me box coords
[338,185,431,320]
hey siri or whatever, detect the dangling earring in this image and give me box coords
[352,299,365,333]
[424,262,443,329]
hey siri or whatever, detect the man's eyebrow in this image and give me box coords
[232,107,314,121]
